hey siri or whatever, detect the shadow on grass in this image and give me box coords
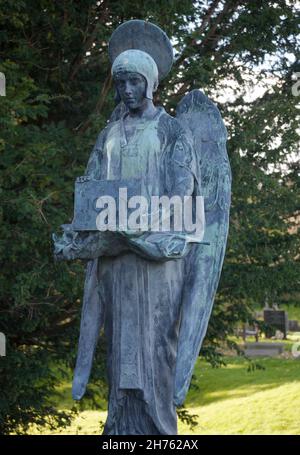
[49,357,300,415]
[49,364,108,411]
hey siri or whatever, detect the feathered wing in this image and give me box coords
[174,89,232,406]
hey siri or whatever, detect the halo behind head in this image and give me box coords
[108,20,174,81]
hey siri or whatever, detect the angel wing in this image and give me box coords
[174,89,231,406]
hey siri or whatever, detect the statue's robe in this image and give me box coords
[75,107,201,435]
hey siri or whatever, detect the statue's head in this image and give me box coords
[112,49,159,108]
[109,20,173,107]
[113,71,147,110]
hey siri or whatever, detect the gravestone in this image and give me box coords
[264,309,288,339]
[288,320,300,332]
[244,342,284,357]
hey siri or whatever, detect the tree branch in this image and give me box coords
[77,71,112,134]
[174,0,241,69]
[68,0,110,81]
[174,0,221,69]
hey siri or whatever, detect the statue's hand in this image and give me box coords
[52,232,66,261]
[144,233,189,258]
[172,239,186,256]
[52,226,82,261]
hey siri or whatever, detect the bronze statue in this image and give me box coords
[53,20,231,435]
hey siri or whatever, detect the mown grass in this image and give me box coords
[181,356,300,435]
[30,306,300,435]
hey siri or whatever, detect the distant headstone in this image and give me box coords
[264,310,288,339]
[244,342,284,357]
[288,320,300,332]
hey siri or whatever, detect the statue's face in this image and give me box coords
[114,71,147,110]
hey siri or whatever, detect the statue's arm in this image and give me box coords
[52,225,130,261]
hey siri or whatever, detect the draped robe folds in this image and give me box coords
[74,107,203,435]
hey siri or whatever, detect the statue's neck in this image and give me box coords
[123,100,159,143]
[127,99,157,120]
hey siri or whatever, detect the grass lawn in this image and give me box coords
[182,356,300,435]
[30,354,300,435]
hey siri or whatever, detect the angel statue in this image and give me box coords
[52,20,231,435]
